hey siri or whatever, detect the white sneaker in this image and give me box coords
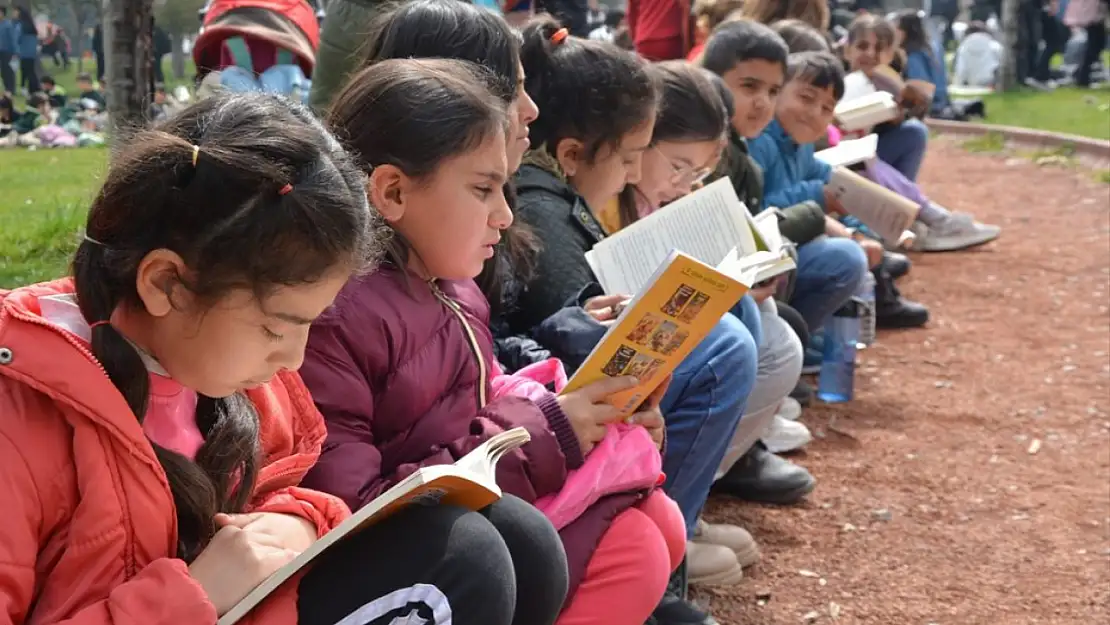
[913,212,1001,252]
[776,396,803,421]
[762,415,813,453]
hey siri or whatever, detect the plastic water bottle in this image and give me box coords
[817,299,861,403]
[857,271,877,347]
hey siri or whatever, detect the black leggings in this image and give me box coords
[297,494,568,625]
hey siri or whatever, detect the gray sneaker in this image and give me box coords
[913,212,1000,252]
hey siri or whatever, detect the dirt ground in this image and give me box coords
[701,139,1110,624]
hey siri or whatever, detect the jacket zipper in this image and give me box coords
[428,281,488,409]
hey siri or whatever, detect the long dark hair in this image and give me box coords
[772,18,833,53]
[15,5,35,32]
[894,10,933,58]
[617,62,728,230]
[327,58,508,271]
[360,0,537,309]
[72,92,379,562]
[521,15,658,163]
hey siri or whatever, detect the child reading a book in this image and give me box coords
[0,92,552,625]
[776,18,1002,254]
[602,60,814,479]
[747,50,933,330]
[504,20,766,625]
[304,58,684,625]
[701,23,869,337]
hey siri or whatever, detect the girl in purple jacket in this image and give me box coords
[301,57,686,625]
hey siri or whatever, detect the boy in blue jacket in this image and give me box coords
[748,51,928,330]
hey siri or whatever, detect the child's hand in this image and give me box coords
[557,376,638,455]
[900,85,930,118]
[856,237,885,269]
[584,293,631,322]
[824,188,847,216]
[628,376,671,450]
[749,277,781,304]
[216,512,318,554]
[188,523,299,616]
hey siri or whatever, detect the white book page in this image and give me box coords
[816,134,879,168]
[826,167,919,243]
[589,179,756,294]
[751,211,785,252]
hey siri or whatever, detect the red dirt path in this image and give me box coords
[703,139,1110,625]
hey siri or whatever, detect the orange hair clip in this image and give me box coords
[550,28,569,45]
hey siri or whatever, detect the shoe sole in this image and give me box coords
[918,229,1000,252]
[738,478,817,506]
[688,563,745,587]
[762,431,814,454]
[734,542,761,568]
[800,364,821,375]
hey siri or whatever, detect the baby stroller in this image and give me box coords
[192,0,320,104]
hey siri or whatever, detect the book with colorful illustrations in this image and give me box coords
[563,250,752,418]
[218,427,531,625]
[826,167,920,244]
[584,178,793,297]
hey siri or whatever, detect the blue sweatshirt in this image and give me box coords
[904,45,952,114]
[747,119,832,211]
[0,19,16,54]
[14,22,38,59]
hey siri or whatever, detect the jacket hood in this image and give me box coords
[0,279,327,491]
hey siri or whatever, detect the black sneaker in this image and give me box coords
[881,251,912,280]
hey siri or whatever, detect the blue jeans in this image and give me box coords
[730,293,763,346]
[877,118,929,182]
[660,311,758,537]
[790,237,869,331]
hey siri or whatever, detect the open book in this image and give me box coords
[835,90,898,132]
[218,427,532,625]
[563,251,752,418]
[585,178,793,296]
[826,167,919,243]
[815,133,879,169]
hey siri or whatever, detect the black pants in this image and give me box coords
[298,494,568,625]
[1077,20,1108,87]
[1034,14,1070,82]
[19,57,38,93]
[0,52,14,94]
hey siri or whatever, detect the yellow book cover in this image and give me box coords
[562,251,750,417]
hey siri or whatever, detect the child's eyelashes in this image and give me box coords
[262,326,284,342]
[474,186,494,200]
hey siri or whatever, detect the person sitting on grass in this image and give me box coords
[75,72,106,110]
[40,73,66,108]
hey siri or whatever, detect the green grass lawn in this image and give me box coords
[978,87,1110,141]
[0,148,106,288]
[13,58,195,110]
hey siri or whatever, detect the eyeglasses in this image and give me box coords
[652,145,714,187]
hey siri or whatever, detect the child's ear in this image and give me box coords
[554,138,585,177]
[135,249,189,317]
[368,165,407,223]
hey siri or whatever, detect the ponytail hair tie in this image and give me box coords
[550,28,569,45]
[279,183,293,195]
[89,320,111,330]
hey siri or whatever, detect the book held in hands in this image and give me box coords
[217,427,532,625]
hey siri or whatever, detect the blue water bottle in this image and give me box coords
[817,299,862,403]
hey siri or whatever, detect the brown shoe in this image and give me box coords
[693,519,760,568]
[685,540,744,586]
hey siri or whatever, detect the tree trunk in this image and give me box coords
[105,0,154,127]
[170,33,184,79]
[999,0,1020,90]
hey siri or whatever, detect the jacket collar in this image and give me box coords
[764,119,799,154]
[515,155,608,244]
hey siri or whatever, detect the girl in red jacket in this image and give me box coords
[0,91,561,625]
